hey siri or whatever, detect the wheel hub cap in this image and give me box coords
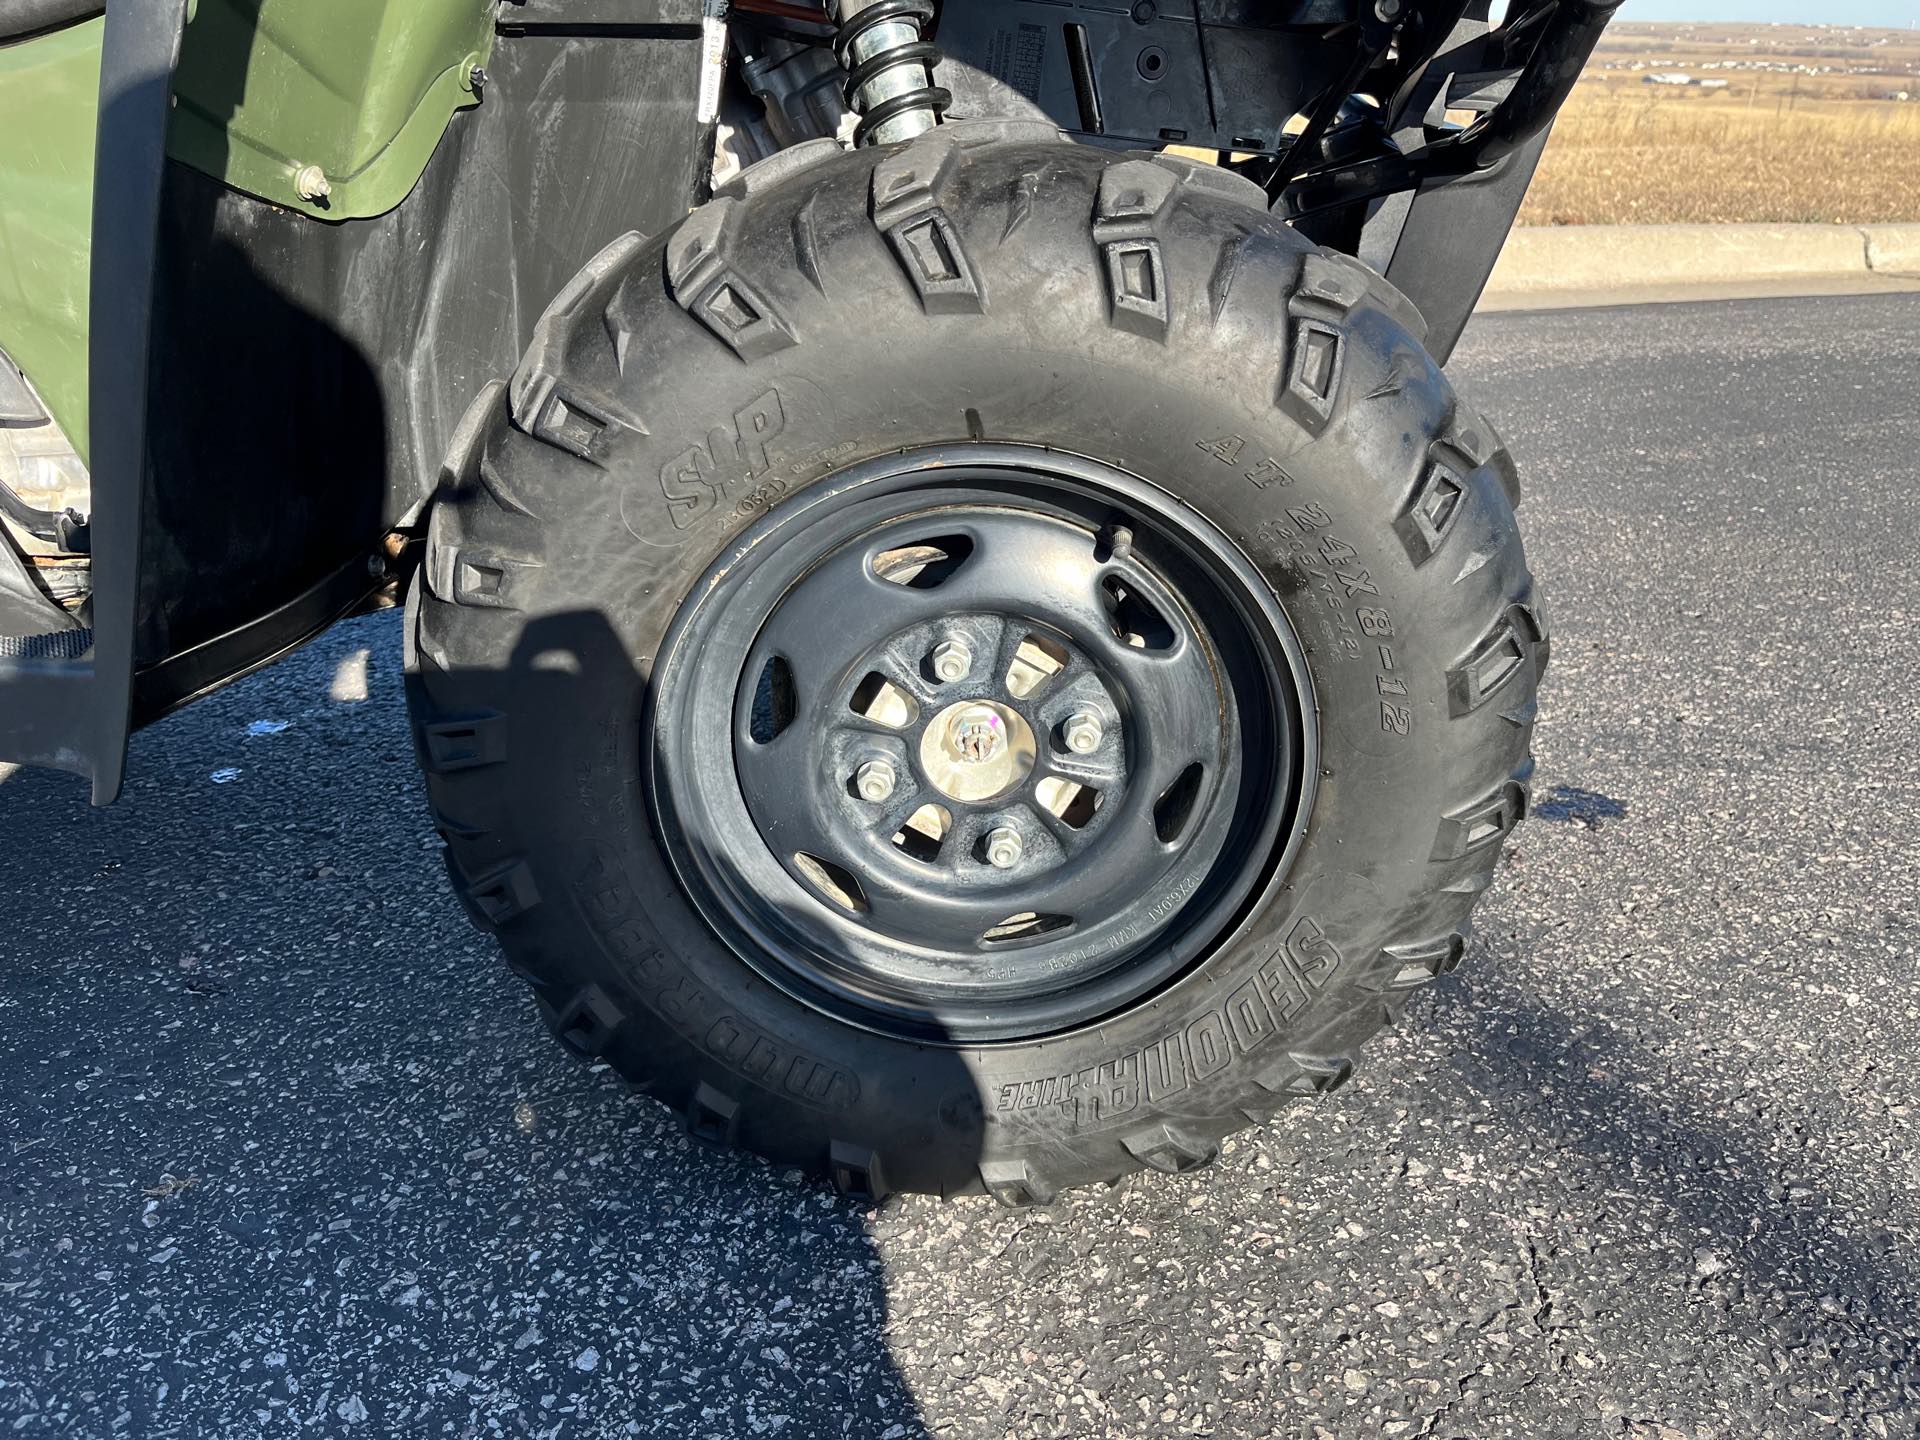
[921,700,1034,802]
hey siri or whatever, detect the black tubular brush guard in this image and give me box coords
[1274,0,1627,219]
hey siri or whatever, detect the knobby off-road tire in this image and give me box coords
[405,123,1547,1204]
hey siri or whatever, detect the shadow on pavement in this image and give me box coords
[0,612,929,1439]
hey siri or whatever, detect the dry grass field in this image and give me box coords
[1518,22,1920,225]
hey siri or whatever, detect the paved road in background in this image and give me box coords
[3,294,1918,1439]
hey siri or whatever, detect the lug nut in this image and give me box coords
[931,638,973,683]
[984,826,1024,869]
[855,758,897,802]
[1062,711,1104,754]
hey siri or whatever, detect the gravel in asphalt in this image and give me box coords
[1,293,1917,1439]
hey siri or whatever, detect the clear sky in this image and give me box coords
[1619,0,1916,22]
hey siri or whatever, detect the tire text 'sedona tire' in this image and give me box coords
[405,123,1548,1203]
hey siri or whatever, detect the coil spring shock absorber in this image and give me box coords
[832,0,950,146]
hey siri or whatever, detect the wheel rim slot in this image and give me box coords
[749,656,797,744]
[1100,574,1177,650]
[1005,632,1069,698]
[793,852,869,913]
[982,911,1074,946]
[850,672,919,728]
[871,533,975,589]
[1035,775,1100,829]
[1153,762,1206,844]
[891,803,951,863]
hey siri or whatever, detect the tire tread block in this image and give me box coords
[871,137,984,315]
[1446,602,1543,716]
[1092,159,1179,341]
[1397,450,1468,564]
[466,859,542,926]
[1280,317,1344,434]
[1362,931,1469,993]
[687,1082,742,1146]
[420,710,508,774]
[829,1140,890,1202]
[511,230,650,457]
[1257,1053,1355,1097]
[424,538,540,613]
[557,984,625,1058]
[1432,759,1535,861]
[667,197,801,359]
[1122,1122,1220,1175]
[978,1159,1058,1209]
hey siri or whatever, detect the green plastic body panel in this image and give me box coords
[0,0,494,458]
[167,0,495,221]
[0,19,103,461]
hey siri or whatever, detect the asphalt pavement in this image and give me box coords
[3,293,1917,1439]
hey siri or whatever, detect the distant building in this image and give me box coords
[1644,72,1692,85]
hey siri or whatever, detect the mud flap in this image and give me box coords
[0,0,187,801]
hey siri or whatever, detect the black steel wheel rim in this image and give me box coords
[649,446,1316,1043]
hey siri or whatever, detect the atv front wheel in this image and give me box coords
[406,123,1546,1202]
